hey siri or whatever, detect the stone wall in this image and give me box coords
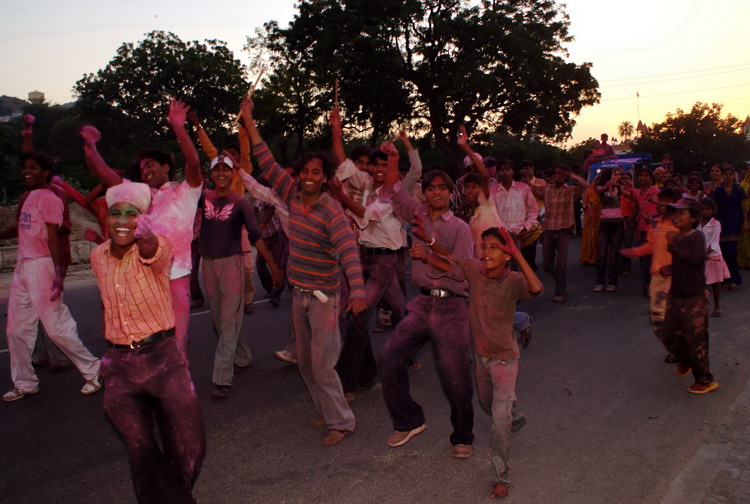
[0,240,96,272]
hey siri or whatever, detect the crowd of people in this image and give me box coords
[2,101,743,501]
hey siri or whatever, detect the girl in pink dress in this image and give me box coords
[699,197,730,317]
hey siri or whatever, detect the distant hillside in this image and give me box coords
[0,95,27,117]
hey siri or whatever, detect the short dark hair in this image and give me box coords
[350,146,372,162]
[484,156,499,168]
[464,173,482,186]
[480,226,506,246]
[370,148,388,164]
[701,197,717,215]
[722,165,735,175]
[519,159,534,169]
[637,167,655,185]
[658,187,682,202]
[292,151,336,180]
[497,158,515,171]
[422,169,454,193]
[136,149,175,181]
[19,151,54,173]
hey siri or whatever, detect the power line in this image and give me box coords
[605,67,750,88]
[601,63,750,83]
[602,82,750,102]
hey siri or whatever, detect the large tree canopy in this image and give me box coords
[251,0,599,170]
[75,30,249,166]
[633,102,750,173]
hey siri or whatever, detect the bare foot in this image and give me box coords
[491,483,509,498]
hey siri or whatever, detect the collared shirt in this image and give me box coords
[457,258,539,359]
[490,181,538,234]
[147,180,202,279]
[540,183,584,231]
[699,217,722,257]
[359,186,405,250]
[385,182,473,296]
[254,141,365,299]
[91,236,175,346]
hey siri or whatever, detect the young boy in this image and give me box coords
[622,187,682,362]
[91,182,205,502]
[415,224,542,498]
[663,199,718,394]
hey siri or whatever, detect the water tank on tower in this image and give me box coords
[28,91,45,104]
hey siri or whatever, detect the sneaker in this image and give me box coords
[80,376,103,395]
[322,429,352,446]
[3,386,39,402]
[387,423,427,447]
[273,350,297,364]
[593,284,605,293]
[451,444,473,459]
[212,385,232,398]
[687,382,719,394]
[605,284,617,292]
[674,365,692,378]
[511,416,527,433]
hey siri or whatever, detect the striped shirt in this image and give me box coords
[91,236,175,345]
[253,141,365,298]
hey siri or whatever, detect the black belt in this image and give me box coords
[111,328,175,350]
[420,288,458,298]
[362,247,398,255]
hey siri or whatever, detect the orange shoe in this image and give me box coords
[687,382,719,394]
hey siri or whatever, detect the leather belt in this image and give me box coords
[420,288,457,298]
[361,247,398,255]
[111,328,176,350]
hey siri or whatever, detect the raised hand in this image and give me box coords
[22,114,36,132]
[167,99,189,127]
[187,110,200,126]
[498,227,520,258]
[329,106,342,130]
[240,95,254,122]
[134,213,154,240]
[379,140,398,158]
[79,124,102,146]
[457,125,469,149]
[411,211,428,242]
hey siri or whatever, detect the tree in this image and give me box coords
[75,31,249,171]
[617,121,634,141]
[633,102,750,173]
[253,0,599,176]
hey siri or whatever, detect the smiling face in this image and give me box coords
[210,163,234,191]
[611,169,623,185]
[354,155,371,174]
[463,181,481,204]
[139,157,170,188]
[481,234,511,273]
[298,158,326,197]
[21,158,49,189]
[370,157,387,185]
[424,175,450,211]
[710,165,721,181]
[107,202,140,251]
[671,208,697,230]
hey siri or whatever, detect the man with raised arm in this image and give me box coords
[243,97,366,446]
[80,99,202,355]
[376,143,476,458]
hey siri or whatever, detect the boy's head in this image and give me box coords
[105,182,152,249]
[137,149,175,188]
[19,151,54,189]
[496,159,515,183]
[484,156,498,179]
[351,146,372,173]
[637,167,654,188]
[369,148,388,183]
[462,173,482,203]
[293,152,336,196]
[722,166,736,185]
[668,198,700,229]
[657,187,682,214]
[422,170,453,211]
[518,159,535,183]
[701,197,717,221]
[480,227,512,271]
[688,173,703,192]
[209,155,235,191]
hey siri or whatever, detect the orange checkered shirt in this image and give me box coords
[90,236,175,345]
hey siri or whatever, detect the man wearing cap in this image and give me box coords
[81,99,202,356]
[91,181,205,502]
[2,151,102,402]
[199,155,283,398]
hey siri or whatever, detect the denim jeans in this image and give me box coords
[292,288,355,431]
[542,230,570,297]
[596,218,624,286]
[379,294,474,446]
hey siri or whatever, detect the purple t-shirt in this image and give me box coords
[198,191,261,258]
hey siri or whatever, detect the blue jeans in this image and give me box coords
[292,288,356,431]
[379,294,474,446]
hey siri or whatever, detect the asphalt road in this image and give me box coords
[1,240,748,504]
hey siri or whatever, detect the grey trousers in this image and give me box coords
[203,255,252,386]
[292,288,355,432]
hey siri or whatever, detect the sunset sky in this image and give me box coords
[1,0,748,145]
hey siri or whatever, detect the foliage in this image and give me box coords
[617,121,634,141]
[75,31,249,172]
[251,0,599,177]
[632,102,750,174]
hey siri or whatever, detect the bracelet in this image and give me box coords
[427,236,435,247]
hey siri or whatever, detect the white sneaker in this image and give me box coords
[3,386,39,402]
[593,284,605,293]
[80,376,103,395]
[273,350,297,364]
